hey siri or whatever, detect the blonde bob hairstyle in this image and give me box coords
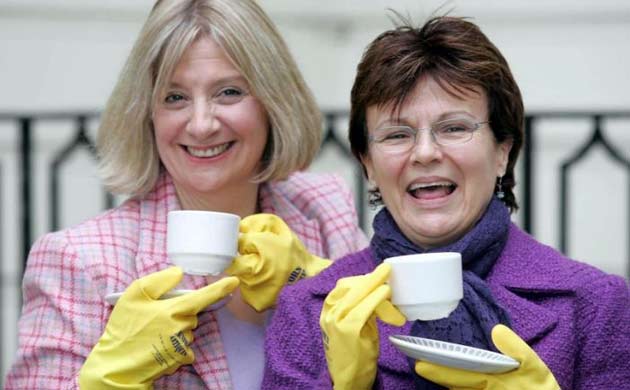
[97,0,322,197]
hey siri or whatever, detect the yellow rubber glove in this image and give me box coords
[226,213,332,312]
[415,324,560,390]
[320,263,406,390]
[79,267,239,390]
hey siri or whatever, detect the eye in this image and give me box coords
[221,88,242,96]
[378,127,413,142]
[437,121,471,134]
[214,87,247,104]
[164,93,185,104]
[385,131,412,140]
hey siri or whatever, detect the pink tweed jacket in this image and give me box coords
[5,171,368,390]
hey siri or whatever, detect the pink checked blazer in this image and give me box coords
[6,171,368,390]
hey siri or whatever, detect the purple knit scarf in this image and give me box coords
[370,197,513,389]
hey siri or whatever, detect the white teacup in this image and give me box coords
[384,252,463,321]
[167,210,240,276]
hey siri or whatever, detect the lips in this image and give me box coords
[185,142,233,158]
[407,181,457,200]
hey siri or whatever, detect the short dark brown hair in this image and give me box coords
[349,15,523,211]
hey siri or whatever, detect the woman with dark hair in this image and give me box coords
[262,15,629,389]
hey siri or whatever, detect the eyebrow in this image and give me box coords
[378,110,476,128]
[165,75,249,90]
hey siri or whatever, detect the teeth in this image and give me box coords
[187,143,230,158]
[408,182,453,191]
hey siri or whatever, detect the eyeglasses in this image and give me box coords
[368,118,490,154]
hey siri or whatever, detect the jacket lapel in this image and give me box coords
[490,285,561,343]
[135,173,232,389]
[135,173,179,277]
[259,181,324,256]
[485,225,575,344]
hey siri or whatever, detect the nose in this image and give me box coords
[408,128,442,165]
[186,100,219,139]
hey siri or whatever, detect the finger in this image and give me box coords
[374,300,406,326]
[136,266,184,300]
[415,360,487,388]
[490,324,532,362]
[225,253,260,277]
[344,284,392,326]
[177,276,240,314]
[333,264,393,314]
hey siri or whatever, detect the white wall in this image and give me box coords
[1,0,629,383]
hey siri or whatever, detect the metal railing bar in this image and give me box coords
[321,113,366,226]
[522,116,535,234]
[19,118,32,273]
[0,111,100,121]
[559,116,630,272]
[50,116,98,231]
[0,159,3,379]
[524,110,630,119]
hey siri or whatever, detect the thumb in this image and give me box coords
[415,360,486,385]
[491,324,533,362]
[178,276,240,314]
[136,266,184,300]
[375,300,406,327]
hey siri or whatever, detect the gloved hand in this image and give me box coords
[415,324,560,390]
[79,266,239,390]
[226,213,332,312]
[320,263,406,390]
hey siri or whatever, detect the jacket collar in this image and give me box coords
[259,180,324,255]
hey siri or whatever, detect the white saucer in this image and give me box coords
[104,289,231,311]
[389,334,520,374]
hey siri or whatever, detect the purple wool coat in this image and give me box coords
[262,223,630,389]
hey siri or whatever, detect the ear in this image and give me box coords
[496,138,513,177]
[360,153,376,185]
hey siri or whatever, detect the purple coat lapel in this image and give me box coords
[486,224,572,343]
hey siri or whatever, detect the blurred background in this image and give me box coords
[1,0,629,384]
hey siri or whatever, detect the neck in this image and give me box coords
[176,181,260,218]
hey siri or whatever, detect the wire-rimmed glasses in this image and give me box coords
[368,118,490,154]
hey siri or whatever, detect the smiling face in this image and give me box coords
[152,36,269,213]
[362,76,512,248]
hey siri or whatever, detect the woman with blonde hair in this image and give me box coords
[5,1,366,389]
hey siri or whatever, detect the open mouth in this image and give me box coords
[185,142,234,158]
[407,181,457,200]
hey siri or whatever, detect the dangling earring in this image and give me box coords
[496,176,505,199]
[367,180,382,209]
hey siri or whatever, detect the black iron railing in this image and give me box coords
[2,109,630,268]
[1,109,629,382]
